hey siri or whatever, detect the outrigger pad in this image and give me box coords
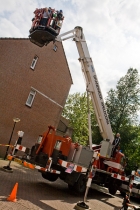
[29,29,56,47]
[74,202,91,210]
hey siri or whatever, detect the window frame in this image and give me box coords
[53,45,58,52]
[30,55,38,70]
[25,89,36,107]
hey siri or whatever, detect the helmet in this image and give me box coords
[60,10,63,13]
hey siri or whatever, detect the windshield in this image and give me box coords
[134,176,140,182]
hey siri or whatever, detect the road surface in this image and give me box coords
[0,159,139,210]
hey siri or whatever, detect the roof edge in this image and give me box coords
[0,37,29,40]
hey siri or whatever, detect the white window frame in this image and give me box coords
[30,55,38,70]
[26,89,36,107]
[53,45,58,52]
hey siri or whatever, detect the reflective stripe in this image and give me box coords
[50,169,60,174]
[58,159,68,167]
[104,160,122,170]
[16,144,27,152]
[0,144,14,147]
[111,173,129,181]
[7,155,13,160]
[58,159,87,173]
[74,165,82,172]
[87,178,92,187]
[9,155,60,174]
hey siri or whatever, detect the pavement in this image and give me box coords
[0,158,139,210]
[0,158,89,210]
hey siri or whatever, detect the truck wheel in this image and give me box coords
[75,175,87,194]
[68,184,75,191]
[108,181,118,195]
[108,184,117,195]
[120,191,125,196]
[42,172,58,182]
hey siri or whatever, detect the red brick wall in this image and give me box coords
[0,38,72,157]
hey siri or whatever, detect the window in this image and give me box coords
[53,45,58,52]
[30,55,38,70]
[26,89,36,107]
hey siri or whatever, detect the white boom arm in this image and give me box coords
[56,26,114,143]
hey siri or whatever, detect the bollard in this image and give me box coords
[74,165,96,210]
[3,131,24,172]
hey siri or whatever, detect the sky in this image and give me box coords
[0,0,140,119]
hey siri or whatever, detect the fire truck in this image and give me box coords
[7,15,130,196]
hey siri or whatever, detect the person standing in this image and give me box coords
[40,7,51,26]
[120,193,136,210]
[57,10,63,20]
[111,133,121,157]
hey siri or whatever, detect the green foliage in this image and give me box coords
[62,92,102,145]
[105,68,140,172]
[105,68,140,132]
[119,124,140,174]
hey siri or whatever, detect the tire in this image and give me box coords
[42,172,58,182]
[75,175,87,194]
[137,184,140,189]
[120,191,125,196]
[68,184,75,191]
[108,184,117,195]
[108,178,118,195]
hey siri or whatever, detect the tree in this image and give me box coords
[105,68,140,172]
[105,68,140,133]
[123,125,140,174]
[62,92,102,145]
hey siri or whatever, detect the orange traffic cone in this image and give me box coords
[7,182,18,202]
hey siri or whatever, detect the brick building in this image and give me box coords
[0,38,72,158]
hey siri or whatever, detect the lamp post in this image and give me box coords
[4,117,20,160]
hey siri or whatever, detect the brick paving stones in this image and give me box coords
[0,159,139,210]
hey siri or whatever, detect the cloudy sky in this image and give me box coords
[0,0,140,100]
